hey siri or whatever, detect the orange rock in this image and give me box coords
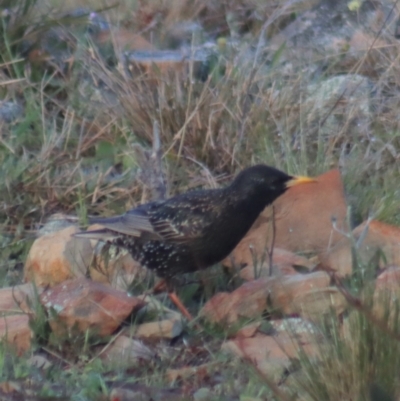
[291,286,347,319]
[0,283,43,314]
[0,380,22,393]
[40,278,145,337]
[373,266,400,321]
[201,272,343,324]
[270,272,330,306]
[356,220,400,265]
[269,271,347,318]
[279,328,319,355]
[267,169,348,252]
[130,318,182,339]
[235,322,261,338]
[320,220,400,276]
[225,247,314,280]
[200,278,271,324]
[0,315,32,354]
[101,335,154,366]
[229,169,348,274]
[166,363,213,383]
[375,266,400,291]
[24,226,92,287]
[223,335,289,377]
[224,331,319,361]
[223,331,320,377]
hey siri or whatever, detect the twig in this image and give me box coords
[42,345,77,369]
[134,119,167,202]
[184,156,218,188]
[268,205,277,277]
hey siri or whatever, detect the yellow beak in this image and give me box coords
[285,175,317,188]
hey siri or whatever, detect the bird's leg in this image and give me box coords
[168,291,193,321]
[152,278,168,294]
[150,279,193,320]
[164,278,193,320]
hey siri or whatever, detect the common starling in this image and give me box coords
[76,165,315,279]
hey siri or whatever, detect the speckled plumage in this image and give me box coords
[76,165,312,278]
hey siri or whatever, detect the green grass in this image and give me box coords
[289,293,400,401]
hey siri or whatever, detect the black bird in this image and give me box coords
[75,165,314,317]
[77,164,314,277]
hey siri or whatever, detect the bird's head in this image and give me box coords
[230,164,316,206]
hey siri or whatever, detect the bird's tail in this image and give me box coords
[73,228,120,241]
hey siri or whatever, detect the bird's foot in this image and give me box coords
[168,291,193,321]
[148,279,193,320]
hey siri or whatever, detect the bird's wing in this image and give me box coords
[150,214,197,243]
[88,213,161,239]
[84,190,221,244]
[86,209,206,244]
[147,196,219,244]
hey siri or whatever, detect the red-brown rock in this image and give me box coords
[320,220,400,276]
[101,335,154,367]
[24,226,92,287]
[223,330,320,378]
[200,278,270,324]
[166,363,213,383]
[235,322,261,338]
[40,278,144,337]
[129,318,183,339]
[0,315,32,354]
[224,247,314,280]
[373,266,400,321]
[375,266,400,291]
[270,271,346,318]
[201,272,344,324]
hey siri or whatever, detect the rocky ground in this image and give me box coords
[1,0,400,400]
